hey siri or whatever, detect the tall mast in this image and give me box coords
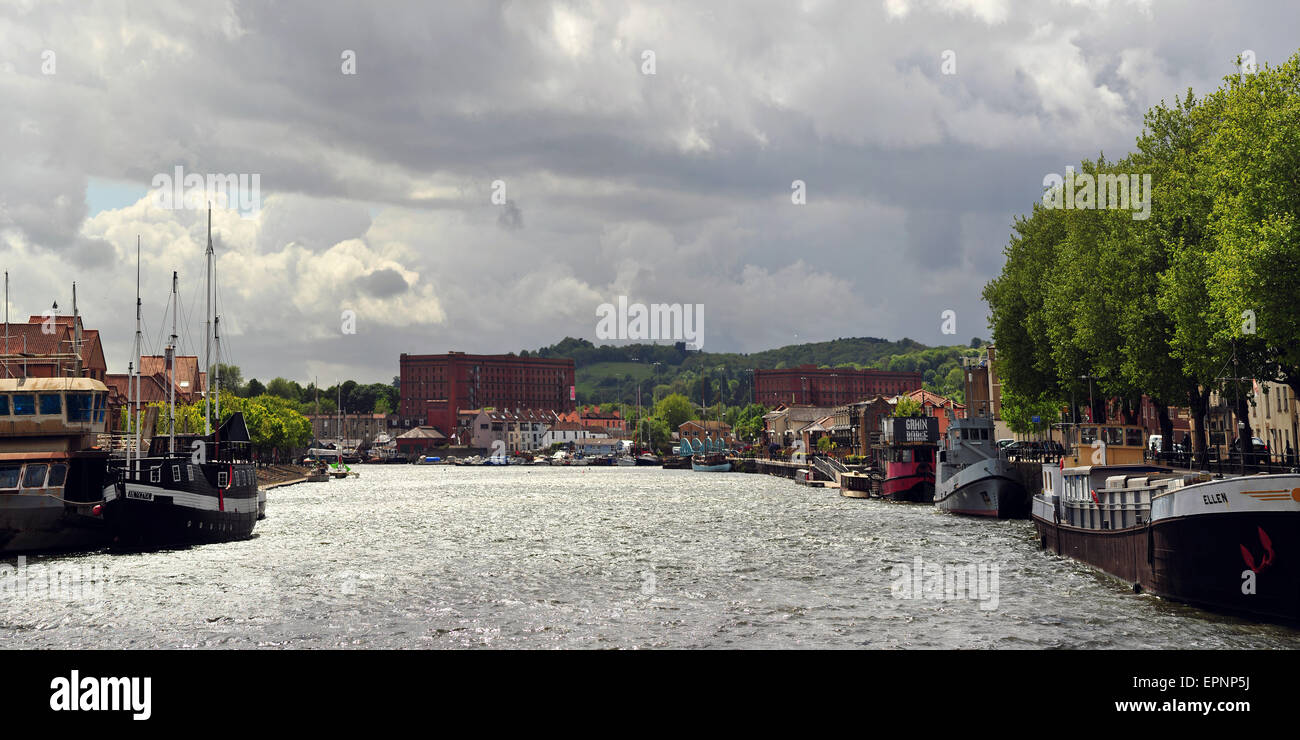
[126,360,133,468]
[204,206,213,436]
[168,270,178,454]
[2,269,7,374]
[72,282,81,377]
[214,315,221,454]
[134,237,143,466]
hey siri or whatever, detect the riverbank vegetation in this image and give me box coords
[984,52,1300,456]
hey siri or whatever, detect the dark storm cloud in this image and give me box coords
[1,0,1296,383]
[355,267,409,298]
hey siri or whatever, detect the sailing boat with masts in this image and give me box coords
[634,384,661,466]
[329,385,359,478]
[103,209,263,546]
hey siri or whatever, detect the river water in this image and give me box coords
[2,465,1298,649]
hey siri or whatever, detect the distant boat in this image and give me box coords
[691,449,732,473]
[635,453,663,466]
[615,455,636,466]
[661,455,691,469]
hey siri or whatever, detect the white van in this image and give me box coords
[1147,434,1162,452]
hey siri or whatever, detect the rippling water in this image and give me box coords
[3,466,1298,649]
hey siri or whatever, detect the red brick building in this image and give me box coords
[754,365,923,407]
[1,315,108,381]
[399,352,576,436]
[555,406,627,433]
[904,388,966,437]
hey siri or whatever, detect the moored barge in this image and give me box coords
[1032,422,1300,623]
[0,377,112,553]
[877,416,938,503]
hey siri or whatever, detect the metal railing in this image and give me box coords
[1148,450,1300,476]
[811,454,848,481]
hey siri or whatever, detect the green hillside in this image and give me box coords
[525,336,986,407]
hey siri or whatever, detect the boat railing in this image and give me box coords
[97,432,145,454]
[1148,448,1300,476]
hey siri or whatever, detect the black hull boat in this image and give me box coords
[1146,505,1299,624]
[103,214,264,549]
[104,414,261,548]
[105,466,259,546]
[1033,433,1300,624]
[635,453,663,466]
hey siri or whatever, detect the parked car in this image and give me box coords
[997,439,1014,450]
[1005,440,1048,459]
[1229,436,1270,462]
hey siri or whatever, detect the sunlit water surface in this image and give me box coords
[3,466,1298,648]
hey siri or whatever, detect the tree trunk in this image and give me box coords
[1156,401,1173,454]
[1235,391,1255,465]
[1188,385,1211,467]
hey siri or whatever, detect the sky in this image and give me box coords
[1,0,1297,385]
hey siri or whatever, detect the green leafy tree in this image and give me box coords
[653,393,695,431]
[892,396,923,417]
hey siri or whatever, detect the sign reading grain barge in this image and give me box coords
[882,416,939,445]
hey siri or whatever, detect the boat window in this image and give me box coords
[12,394,35,415]
[218,471,229,488]
[38,394,62,415]
[172,465,181,481]
[1103,427,1124,445]
[1125,428,1143,447]
[0,396,7,415]
[150,467,161,483]
[66,393,94,422]
[93,393,105,423]
[22,464,48,488]
[0,465,20,489]
[1080,426,1098,444]
[47,463,68,488]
